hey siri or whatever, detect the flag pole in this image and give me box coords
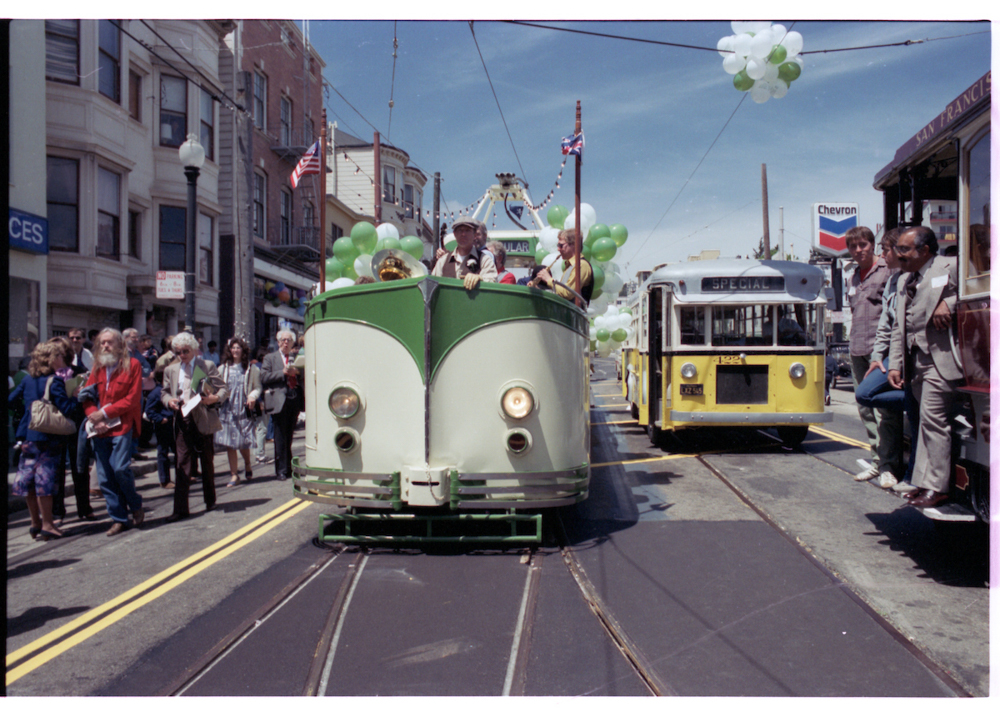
[574,101,582,308]
[319,110,327,294]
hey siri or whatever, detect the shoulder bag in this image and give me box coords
[28,376,78,435]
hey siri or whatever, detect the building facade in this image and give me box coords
[41,19,233,345]
[219,20,326,344]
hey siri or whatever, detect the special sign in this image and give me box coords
[702,276,785,292]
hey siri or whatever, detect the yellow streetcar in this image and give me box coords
[623,259,832,446]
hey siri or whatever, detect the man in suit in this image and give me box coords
[162,332,228,521]
[887,226,962,508]
[260,329,303,481]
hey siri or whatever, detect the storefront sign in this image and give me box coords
[8,208,48,254]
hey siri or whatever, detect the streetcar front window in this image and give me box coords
[679,306,706,345]
[712,305,771,346]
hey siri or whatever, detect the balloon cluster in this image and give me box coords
[324,221,426,290]
[718,21,804,104]
[538,203,632,356]
[590,305,633,358]
[264,281,309,316]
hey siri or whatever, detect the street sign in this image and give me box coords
[156,271,185,299]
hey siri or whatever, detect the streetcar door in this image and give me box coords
[648,287,664,427]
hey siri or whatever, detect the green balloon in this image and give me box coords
[609,224,629,247]
[591,264,605,291]
[596,328,610,342]
[341,263,358,280]
[734,70,754,92]
[590,339,597,351]
[535,247,549,265]
[778,62,801,83]
[350,221,378,255]
[333,236,359,264]
[375,236,401,253]
[445,239,457,252]
[547,205,569,229]
[591,236,618,263]
[588,224,611,242]
[400,235,424,260]
[769,45,787,64]
[612,328,628,342]
[619,307,632,316]
[591,287,603,301]
[582,244,593,261]
[325,256,344,280]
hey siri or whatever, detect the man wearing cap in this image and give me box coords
[432,216,498,290]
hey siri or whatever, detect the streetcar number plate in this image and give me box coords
[680,384,703,395]
[719,355,741,364]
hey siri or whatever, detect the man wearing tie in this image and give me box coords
[162,332,228,521]
[887,226,962,509]
[260,330,303,481]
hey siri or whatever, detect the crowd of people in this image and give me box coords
[844,224,963,509]
[9,326,306,538]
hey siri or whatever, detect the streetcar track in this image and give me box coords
[307,550,369,696]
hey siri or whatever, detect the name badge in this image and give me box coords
[931,275,947,288]
[848,286,856,296]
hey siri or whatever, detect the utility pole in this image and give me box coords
[761,163,771,259]
[779,205,785,260]
[433,172,441,252]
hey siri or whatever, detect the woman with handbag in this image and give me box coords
[215,337,262,486]
[8,339,81,540]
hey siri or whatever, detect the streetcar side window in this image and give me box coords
[679,306,706,345]
[963,128,990,296]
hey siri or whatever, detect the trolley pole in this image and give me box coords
[319,109,328,294]
[574,100,582,308]
[761,163,771,259]
[433,172,441,253]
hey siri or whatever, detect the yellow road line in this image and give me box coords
[592,454,699,468]
[6,498,312,685]
[592,419,638,426]
[809,426,871,449]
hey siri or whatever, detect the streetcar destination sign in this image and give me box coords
[500,239,531,254]
[701,276,785,292]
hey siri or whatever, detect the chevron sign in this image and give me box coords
[812,203,859,256]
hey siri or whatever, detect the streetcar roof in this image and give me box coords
[641,259,826,304]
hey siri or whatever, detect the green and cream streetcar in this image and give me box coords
[293,256,591,543]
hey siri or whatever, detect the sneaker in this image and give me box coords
[854,465,879,482]
[877,471,898,489]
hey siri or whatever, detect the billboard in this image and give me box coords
[812,203,859,256]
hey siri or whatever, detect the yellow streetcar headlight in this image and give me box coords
[328,385,360,419]
[501,386,535,420]
[680,363,698,379]
[789,362,806,379]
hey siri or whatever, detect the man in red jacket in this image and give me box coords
[82,328,145,536]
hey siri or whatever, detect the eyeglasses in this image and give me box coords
[68,335,84,341]
[177,348,194,356]
[278,338,294,344]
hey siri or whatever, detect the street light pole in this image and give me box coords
[179,134,205,334]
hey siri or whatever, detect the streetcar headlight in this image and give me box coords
[680,363,698,379]
[505,428,533,454]
[328,385,361,419]
[501,386,535,420]
[789,362,806,379]
[334,427,360,453]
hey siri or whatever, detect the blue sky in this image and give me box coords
[305,18,991,276]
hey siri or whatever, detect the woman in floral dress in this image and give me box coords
[215,337,262,486]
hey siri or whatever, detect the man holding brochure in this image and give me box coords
[81,328,145,536]
[162,332,228,522]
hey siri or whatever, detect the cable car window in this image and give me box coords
[680,306,706,345]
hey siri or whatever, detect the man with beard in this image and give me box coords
[81,328,145,535]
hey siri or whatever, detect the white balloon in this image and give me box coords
[749,29,774,60]
[543,251,560,270]
[730,21,750,35]
[603,271,624,297]
[330,277,355,290]
[781,31,803,57]
[539,226,560,253]
[717,35,734,57]
[589,326,598,341]
[763,61,780,83]
[355,254,374,278]
[722,52,746,75]
[770,24,787,40]
[565,203,597,240]
[746,58,767,80]
[733,32,753,58]
[596,341,612,358]
[769,79,789,99]
[746,21,773,35]
[589,293,610,314]
[750,81,771,104]
[376,223,400,241]
[604,304,619,316]
[594,316,609,330]
[444,232,455,247]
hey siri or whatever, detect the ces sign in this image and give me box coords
[9,208,49,254]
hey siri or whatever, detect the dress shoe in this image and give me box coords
[162,482,175,490]
[165,513,189,523]
[106,522,128,536]
[79,512,98,521]
[908,489,949,508]
[204,503,216,512]
[133,508,145,528]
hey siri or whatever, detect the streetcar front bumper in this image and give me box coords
[669,410,833,425]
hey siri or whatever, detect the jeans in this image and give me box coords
[855,365,918,481]
[254,416,268,460]
[92,429,143,523]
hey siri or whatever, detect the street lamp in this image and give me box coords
[179,134,205,333]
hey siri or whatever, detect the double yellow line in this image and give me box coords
[6,498,312,686]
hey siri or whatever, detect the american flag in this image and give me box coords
[290,141,321,188]
[561,132,584,156]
